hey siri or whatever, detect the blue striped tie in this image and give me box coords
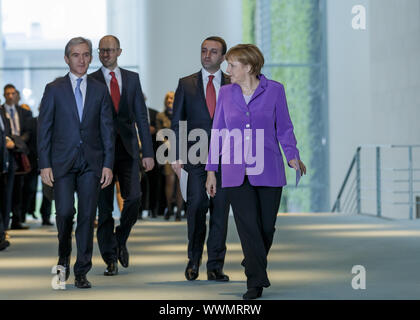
[75,78,83,122]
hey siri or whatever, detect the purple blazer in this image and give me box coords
[205,74,300,188]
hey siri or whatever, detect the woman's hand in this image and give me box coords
[289,159,307,176]
[206,171,217,197]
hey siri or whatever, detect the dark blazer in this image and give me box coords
[37,74,115,179]
[0,109,11,174]
[171,70,230,163]
[89,68,154,160]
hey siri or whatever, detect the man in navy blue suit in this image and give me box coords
[38,37,115,289]
[90,35,154,276]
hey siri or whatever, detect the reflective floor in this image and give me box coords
[1,213,420,300]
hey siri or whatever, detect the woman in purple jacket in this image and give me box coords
[205,44,306,300]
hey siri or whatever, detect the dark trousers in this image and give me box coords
[1,158,14,229]
[22,170,38,218]
[227,176,282,289]
[186,165,230,270]
[40,195,52,223]
[97,136,141,264]
[54,150,100,276]
[11,174,24,226]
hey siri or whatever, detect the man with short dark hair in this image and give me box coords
[2,84,33,230]
[171,36,231,282]
[90,35,154,276]
[38,36,114,288]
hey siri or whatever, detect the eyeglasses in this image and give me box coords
[98,48,120,55]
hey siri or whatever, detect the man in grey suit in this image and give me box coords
[38,37,114,288]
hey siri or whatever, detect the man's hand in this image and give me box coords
[288,159,307,176]
[142,157,155,172]
[101,167,113,189]
[171,160,184,179]
[40,168,54,187]
[5,136,15,149]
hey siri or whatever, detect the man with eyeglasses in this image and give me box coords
[90,35,154,276]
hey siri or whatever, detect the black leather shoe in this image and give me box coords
[207,269,230,282]
[42,221,54,226]
[57,256,70,281]
[104,261,118,276]
[175,211,181,221]
[118,244,129,268]
[10,223,29,230]
[0,239,10,251]
[75,275,91,289]
[243,287,263,300]
[185,260,200,281]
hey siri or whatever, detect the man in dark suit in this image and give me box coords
[0,110,12,250]
[38,37,114,288]
[171,36,230,282]
[90,35,154,276]
[2,84,33,230]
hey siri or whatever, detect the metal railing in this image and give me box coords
[332,145,420,219]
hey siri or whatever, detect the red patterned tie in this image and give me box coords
[206,75,216,119]
[110,71,120,113]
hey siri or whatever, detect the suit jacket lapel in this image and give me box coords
[64,74,81,123]
[119,68,128,113]
[82,77,93,123]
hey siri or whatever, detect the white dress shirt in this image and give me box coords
[4,103,20,136]
[101,66,122,95]
[69,72,88,107]
[0,113,4,132]
[201,68,222,101]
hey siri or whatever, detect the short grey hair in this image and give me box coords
[65,37,93,57]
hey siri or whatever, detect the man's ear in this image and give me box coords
[64,55,70,65]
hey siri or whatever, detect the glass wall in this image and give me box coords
[243,0,329,212]
[0,0,107,115]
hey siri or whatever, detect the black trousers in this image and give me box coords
[227,176,282,289]
[22,169,38,217]
[1,158,14,229]
[97,136,141,264]
[54,150,100,276]
[186,165,230,270]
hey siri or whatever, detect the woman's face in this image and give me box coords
[165,92,175,110]
[226,58,251,84]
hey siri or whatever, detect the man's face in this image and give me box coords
[4,87,17,106]
[64,43,92,77]
[201,40,224,73]
[98,37,122,70]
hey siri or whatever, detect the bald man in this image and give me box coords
[90,35,154,276]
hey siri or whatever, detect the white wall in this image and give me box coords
[327,0,420,218]
[138,0,242,111]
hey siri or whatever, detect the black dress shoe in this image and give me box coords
[243,287,263,300]
[104,261,118,276]
[118,244,129,268]
[207,269,230,282]
[57,257,71,281]
[185,260,200,281]
[75,275,91,289]
[42,221,54,226]
[10,223,29,230]
[0,239,10,251]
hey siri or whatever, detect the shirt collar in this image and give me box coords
[4,103,16,113]
[202,68,222,83]
[69,72,87,83]
[102,65,120,77]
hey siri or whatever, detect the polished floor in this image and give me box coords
[1,212,420,300]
